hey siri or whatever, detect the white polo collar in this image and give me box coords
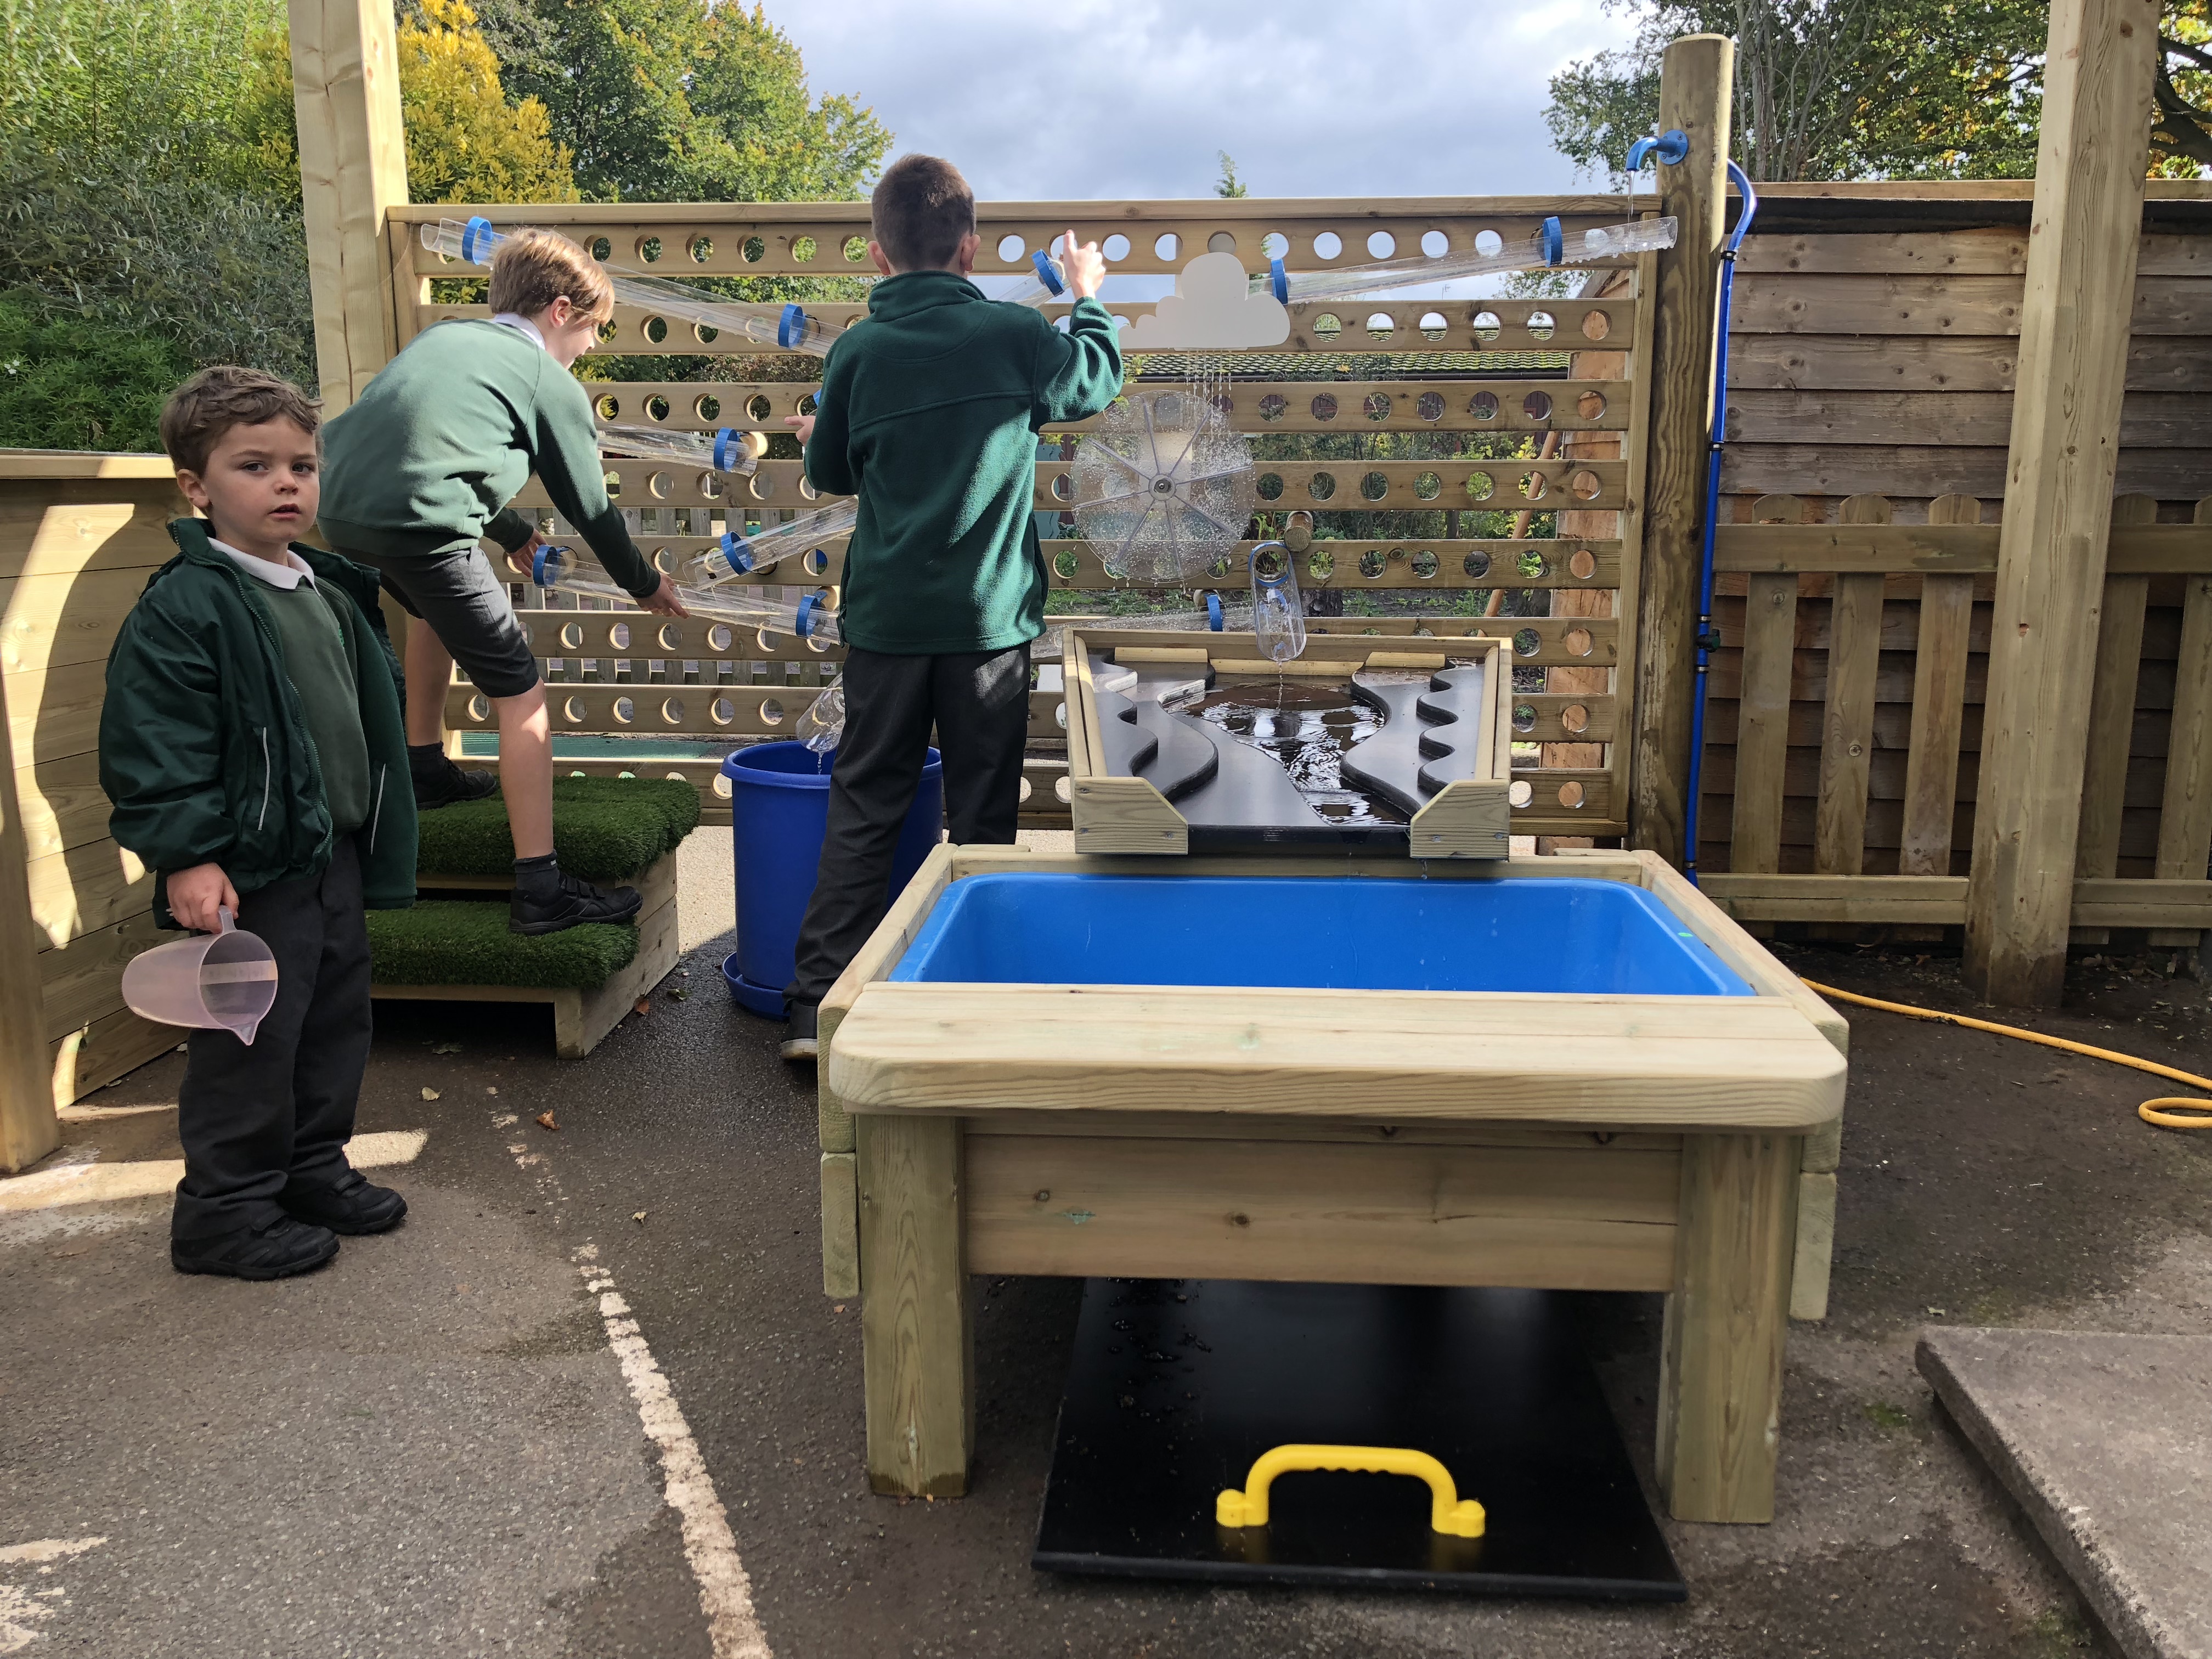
[489,311,548,351]
[211,536,315,590]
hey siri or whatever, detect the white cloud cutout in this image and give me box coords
[1117,252,1290,351]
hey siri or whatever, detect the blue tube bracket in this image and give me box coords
[461,215,495,265]
[1268,258,1289,304]
[1540,216,1564,267]
[719,530,755,575]
[1206,591,1224,630]
[1032,249,1066,296]
[777,303,808,350]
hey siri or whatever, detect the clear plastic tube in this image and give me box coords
[693,498,860,582]
[1253,215,1678,306]
[983,247,1069,309]
[597,422,763,476]
[531,546,842,646]
[422,216,841,356]
[1249,541,1305,664]
[795,676,844,753]
[1035,591,1253,653]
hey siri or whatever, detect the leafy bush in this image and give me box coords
[0,290,190,452]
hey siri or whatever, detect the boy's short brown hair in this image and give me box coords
[871,154,976,272]
[488,229,615,321]
[159,366,320,476]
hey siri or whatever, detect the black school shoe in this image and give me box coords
[172,1216,340,1280]
[414,753,500,810]
[281,1169,408,1235]
[780,1001,819,1063]
[510,868,642,935]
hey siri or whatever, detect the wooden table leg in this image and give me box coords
[1657,1132,1801,1523]
[857,1114,972,1496]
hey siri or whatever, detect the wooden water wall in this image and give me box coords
[1693,183,2212,936]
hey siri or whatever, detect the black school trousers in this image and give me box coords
[172,837,375,1241]
[786,644,1029,1009]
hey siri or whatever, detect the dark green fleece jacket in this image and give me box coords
[318,318,659,597]
[100,520,418,928]
[805,271,1122,654]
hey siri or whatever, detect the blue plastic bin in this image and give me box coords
[720,742,944,1018]
[890,874,1753,997]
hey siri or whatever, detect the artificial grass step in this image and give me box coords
[416,775,701,882]
[366,900,638,989]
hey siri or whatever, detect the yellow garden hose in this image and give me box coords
[1799,979,2212,1132]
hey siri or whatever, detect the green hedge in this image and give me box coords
[367,901,637,989]
[415,776,701,881]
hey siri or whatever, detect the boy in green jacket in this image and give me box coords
[102,368,419,1280]
[319,230,683,935]
[778,154,1122,1060]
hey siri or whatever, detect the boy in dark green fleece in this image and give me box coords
[319,230,682,935]
[102,368,418,1279]
[779,154,1122,1060]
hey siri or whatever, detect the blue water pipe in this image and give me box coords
[1626,131,1757,885]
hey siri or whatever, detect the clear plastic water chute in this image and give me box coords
[423,216,843,357]
[1249,541,1306,664]
[531,545,843,647]
[1255,215,1678,306]
[597,422,765,476]
[1035,591,1255,653]
[693,499,860,582]
[985,246,1070,309]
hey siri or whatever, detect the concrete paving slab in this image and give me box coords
[1918,1326,2212,1659]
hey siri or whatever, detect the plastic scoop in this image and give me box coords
[121,906,279,1045]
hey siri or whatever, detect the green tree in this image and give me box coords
[0,289,194,451]
[1216,152,1249,198]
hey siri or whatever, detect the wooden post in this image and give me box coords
[1963,0,2160,1006]
[288,0,409,413]
[857,1114,972,1497]
[1629,33,1735,866]
[0,665,59,1173]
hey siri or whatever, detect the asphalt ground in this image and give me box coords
[6,833,2210,1658]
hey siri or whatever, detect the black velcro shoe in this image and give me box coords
[172,1216,340,1280]
[281,1169,408,1235]
[414,754,500,810]
[510,869,642,935]
[780,1001,819,1063]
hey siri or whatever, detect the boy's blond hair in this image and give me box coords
[159,366,320,476]
[489,229,615,321]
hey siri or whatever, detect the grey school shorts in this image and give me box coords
[345,543,541,701]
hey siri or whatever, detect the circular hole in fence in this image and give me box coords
[1258,393,1287,422]
[997,233,1026,262]
[756,629,782,652]
[1568,547,1599,580]
[693,321,719,345]
[760,697,784,725]
[1519,471,1548,501]
[467,693,490,723]
[745,393,772,423]
[1207,231,1238,254]
[750,474,776,501]
[1310,393,1338,422]
[1359,549,1386,579]
[644,394,670,422]
[1412,550,1438,579]
[1015,776,1032,805]
[697,469,722,500]
[558,622,584,650]
[1363,312,1395,342]
[1154,232,1179,260]
[791,236,817,263]
[742,235,765,263]
[1416,311,1449,341]
[1518,548,1549,580]
[608,622,630,650]
[1558,781,1586,809]
[1308,471,1337,501]
[1465,471,1494,501]
[1581,310,1611,342]
[707,624,732,650]
[1054,774,1073,803]
[1414,470,1442,500]
[1471,310,1502,343]
[1420,229,1450,258]
[1571,469,1603,501]
[1576,390,1608,422]
[843,235,868,263]
[711,697,736,726]
[1051,473,1072,502]
[1366,230,1396,259]
[1362,392,1391,422]
[1307,549,1335,580]
[1359,471,1389,502]
[637,235,664,263]
[1509,777,1533,808]
[1103,233,1132,261]
[1475,229,1504,257]
[603,470,622,500]
[1523,391,1553,423]
[658,623,682,651]
[596,318,619,345]
[1562,703,1590,734]
[1528,310,1556,341]
[802,548,830,578]
[1464,550,1492,579]
[1314,230,1342,260]
[660,697,685,725]
[694,398,723,429]
[595,394,621,421]
[1469,391,1498,421]
[587,235,612,261]
[689,235,713,264]
[1417,391,1446,422]
[642,315,668,345]
[648,470,673,499]
[798,478,820,501]
[1565,627,1594,657]
[612,696,635,725]
[1513,703,1536,733]
[712,770,733,799]
[1261,231,1289,259]
[654,548,678,574]
[1513,627,1541,656]
[1312,313,1342,340]
[1054,701,1068,731]
[1052,549,1080,581]
[798,392,820,417]
[562,695,585,724]
[1256,472,1284,501]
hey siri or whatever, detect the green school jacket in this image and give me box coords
[100,519,418,927]
[805,270,1123,654]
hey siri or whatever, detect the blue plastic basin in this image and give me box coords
[889,874,1752,996]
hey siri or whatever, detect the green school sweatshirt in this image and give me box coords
[317,318,659,597]
[805,271,1123,654]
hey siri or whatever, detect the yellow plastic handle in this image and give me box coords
[1215,1444,1485,1538]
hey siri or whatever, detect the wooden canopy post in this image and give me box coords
[288,0,409,412]
[1963,0,2160,1006]
[0,677,58,1173]
[1628,33,1735,866]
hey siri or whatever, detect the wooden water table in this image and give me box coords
[819,838,1847,1526]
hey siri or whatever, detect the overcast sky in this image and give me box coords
[776,0,1641,203]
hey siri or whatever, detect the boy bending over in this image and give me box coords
[103,368,418,1279]
[780,154,1122,1060]
[319,229,684,934]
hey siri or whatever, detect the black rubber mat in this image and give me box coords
[1034,1279,1685,1599]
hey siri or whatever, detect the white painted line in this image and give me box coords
[0,1131,428,1214]
[576,1249,770,1659]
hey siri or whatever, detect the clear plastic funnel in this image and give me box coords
[795,676,844,753]
[1255,215,1678,305]
[121,907,278,1045]
[1250,541,1306,664]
